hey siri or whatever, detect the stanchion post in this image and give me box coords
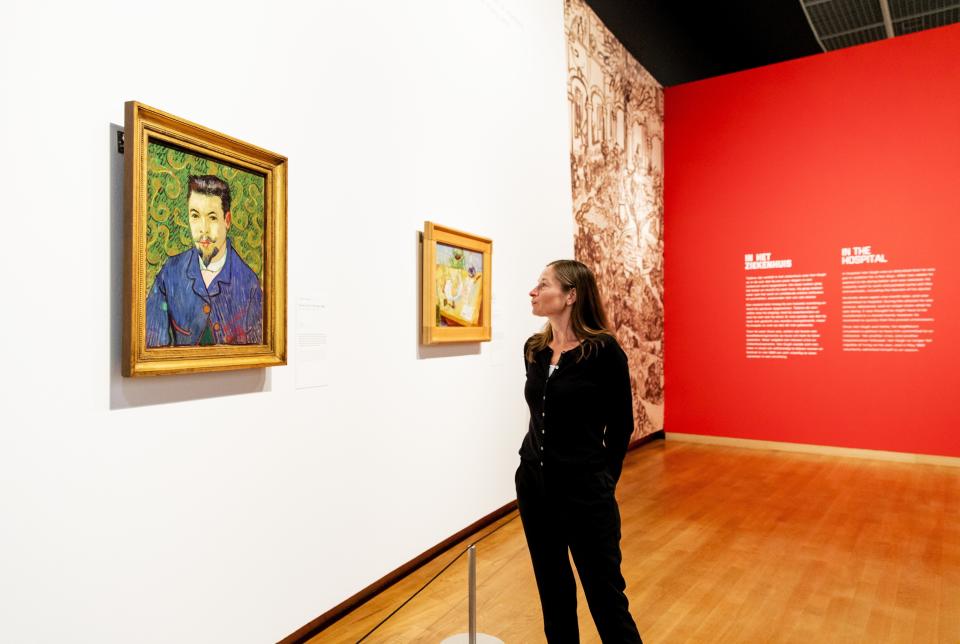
[468,544,477,644]
[440,543,503,644]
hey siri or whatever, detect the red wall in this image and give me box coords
[663,24,960,457]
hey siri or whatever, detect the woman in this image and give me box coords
[516,259,642,643]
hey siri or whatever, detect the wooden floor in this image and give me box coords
[311,440,960,643]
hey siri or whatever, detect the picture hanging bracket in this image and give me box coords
[117,130,124,154]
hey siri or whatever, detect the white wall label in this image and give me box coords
[296,298,329,389]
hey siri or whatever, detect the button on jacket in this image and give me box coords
[519,333,634,483]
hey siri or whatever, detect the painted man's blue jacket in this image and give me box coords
[145,240,263,347]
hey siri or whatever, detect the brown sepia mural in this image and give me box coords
[565,0,664,439]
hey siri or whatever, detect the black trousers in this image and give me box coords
[516,460,643,644]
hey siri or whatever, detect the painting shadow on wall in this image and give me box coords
[108,123,269,410]
[415,230,481,360]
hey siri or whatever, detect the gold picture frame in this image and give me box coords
[422,222,492,344]
[122,101,287,376]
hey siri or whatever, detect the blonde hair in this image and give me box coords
[525,259,613,362]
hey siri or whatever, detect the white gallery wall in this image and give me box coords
[0,1,574,642]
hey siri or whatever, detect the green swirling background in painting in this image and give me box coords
[145,141,265,294]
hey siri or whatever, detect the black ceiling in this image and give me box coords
[584,0,824,87]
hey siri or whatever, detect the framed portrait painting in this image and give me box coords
[122,101,287,376]
[421,222,492,344]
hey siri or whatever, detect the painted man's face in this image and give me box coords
[188,191,231,267]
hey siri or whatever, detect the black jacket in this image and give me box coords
[519,333,634,483]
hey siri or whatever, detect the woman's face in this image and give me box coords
[529,266,572,317]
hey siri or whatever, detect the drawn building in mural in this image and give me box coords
[565,0,665,439]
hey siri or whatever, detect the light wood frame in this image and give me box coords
[421,222,492,345]
[122,101,287,376]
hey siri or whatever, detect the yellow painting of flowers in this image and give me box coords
[435,243,483,326]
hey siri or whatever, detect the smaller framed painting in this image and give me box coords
[122,101,287,376]
[422,222,492,344]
